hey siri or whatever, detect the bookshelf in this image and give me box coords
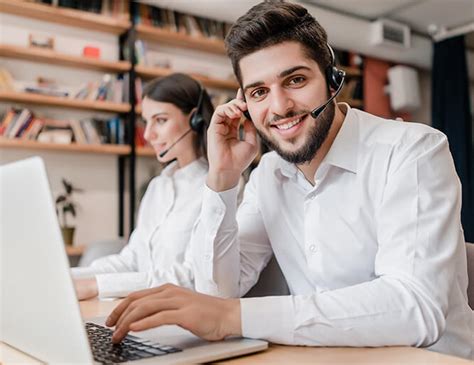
[135,25,226,55]
[0,91,131,113]
[0,0,130,34]
[0,44,131,73]
[0,138,130,155]
[135,65,238,90]
[0,1,133,239]
[65,245,86,256]
[136,146,155,157]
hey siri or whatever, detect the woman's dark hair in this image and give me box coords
[225,1,331,85]
[142,73,214,160]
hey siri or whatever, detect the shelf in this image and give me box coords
[136,146,155,157]
[136,24,226,55]
[0,91,131,113]
[66,245,85,256]
[0,44,131,73]
[135,65,238,90]
[0,138,131,155]
[0,0,130,34]
[340,66,362,77]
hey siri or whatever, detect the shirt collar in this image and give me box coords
[165,156,207,180]
[275,102,359,179]
[321,103,359,174]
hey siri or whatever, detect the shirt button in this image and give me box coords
[204,253,212,261]
[309,244,317,253]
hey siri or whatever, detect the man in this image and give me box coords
[106,2,472,359]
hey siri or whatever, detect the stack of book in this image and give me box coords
[132,3,233,41]
[35,0,128,18]
[0,108,125,145]
[134,118,146,148]
[73,74,126,103]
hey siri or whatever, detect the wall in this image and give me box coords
[363,56,432,125]
[0,12,157,245]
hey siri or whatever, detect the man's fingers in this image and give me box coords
[106,297,133,327]
[116,296,177,329]
[112,298,179,343]
[242,119,258,146]
[236,88,243,100]
[106,285,169,326]
[129,309,183,332]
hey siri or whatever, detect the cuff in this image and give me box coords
[70,266,99,279]
[240,296,295,344]
[202,183,239,231]
[96,272,148,298]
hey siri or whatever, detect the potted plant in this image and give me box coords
[55,178,82,246]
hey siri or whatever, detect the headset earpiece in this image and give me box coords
[189,84,205,132]
[189,111,205,132]
[326,66,344,91]
[325,44,345,91]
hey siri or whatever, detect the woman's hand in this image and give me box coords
[74,277,98,300]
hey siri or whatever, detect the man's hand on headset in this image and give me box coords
[206,89,258,192]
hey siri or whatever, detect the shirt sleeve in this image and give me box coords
[241,132,466,348]
[191,170,274,298]
[93,257,196,298]
[70,229,141,280]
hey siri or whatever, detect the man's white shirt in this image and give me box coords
[72,157,208,298]
[191,104,473,359]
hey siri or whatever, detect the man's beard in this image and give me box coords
[256,101,335,164]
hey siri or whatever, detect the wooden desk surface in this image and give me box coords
[1,299,472,364]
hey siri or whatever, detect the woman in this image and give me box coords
[72,73,214,300]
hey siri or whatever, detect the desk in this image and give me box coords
[1,299,472,364]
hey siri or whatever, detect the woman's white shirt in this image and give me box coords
[71,157,208,298]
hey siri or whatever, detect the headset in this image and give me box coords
[159,83,206,158]
[189,84,206,132]
[242,43,346,121]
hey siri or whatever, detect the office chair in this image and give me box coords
[466,242,474,309]
[77,238,126,267]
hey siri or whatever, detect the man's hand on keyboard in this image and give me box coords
[106,284,242,343]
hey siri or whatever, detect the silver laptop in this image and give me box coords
[0,157,267,364]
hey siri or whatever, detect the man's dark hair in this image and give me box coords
[225,1,331,85]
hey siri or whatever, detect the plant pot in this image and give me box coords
[61,226,75,246]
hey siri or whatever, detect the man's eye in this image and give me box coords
[288,76,306,85]
[251,89,267,99]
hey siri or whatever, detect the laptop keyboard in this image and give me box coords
[86,322,182,364]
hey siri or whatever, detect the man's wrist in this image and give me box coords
[222,298,242,338]
[207,169,241,192]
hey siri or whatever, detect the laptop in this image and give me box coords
[0,157,268,364]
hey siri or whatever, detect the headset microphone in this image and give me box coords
[310,72,345,118]
[159,128,193,158]
[310,43,346,119]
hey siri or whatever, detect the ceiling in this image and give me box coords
[303,0,474,49]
